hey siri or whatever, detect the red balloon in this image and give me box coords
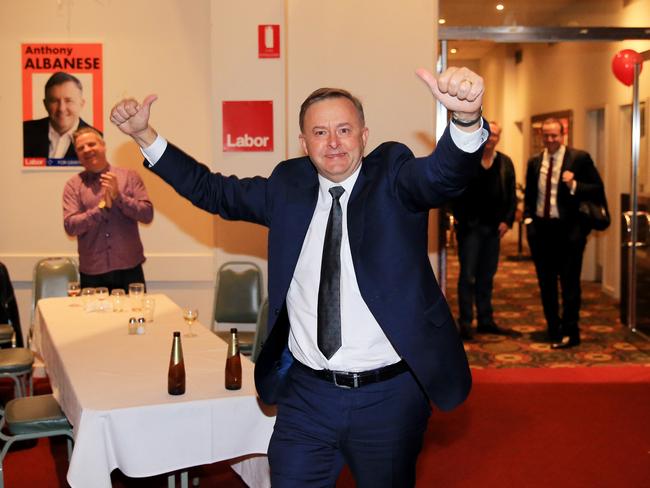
[612,49,644,86]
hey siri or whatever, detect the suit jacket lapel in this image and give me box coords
[534,153,543,177]
[347,162,369,260]
[275,168,319,300]
[561,147,573,173]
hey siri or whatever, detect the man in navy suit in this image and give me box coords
[23,71,97,163]
[524,118,605,349]
[111,66,487,487]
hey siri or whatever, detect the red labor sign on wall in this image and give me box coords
[258,25,280,58]
[222,101,274,152]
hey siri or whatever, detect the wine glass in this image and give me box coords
[95,287,109,312]
[182,307,198,337]
[67,281,81,306]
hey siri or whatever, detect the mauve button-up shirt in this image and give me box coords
[63,164,153,275]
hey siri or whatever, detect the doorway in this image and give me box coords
[437,27,650,305]
[583,107,606,282]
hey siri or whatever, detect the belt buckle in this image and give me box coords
[333,372,358,389]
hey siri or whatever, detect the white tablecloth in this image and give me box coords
[33,295,275,488]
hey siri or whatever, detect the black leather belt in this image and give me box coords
[295,360,408,389]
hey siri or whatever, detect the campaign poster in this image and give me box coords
[22,43,103,168]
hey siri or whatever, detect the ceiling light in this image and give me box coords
[438,18,446,25]
[450,48,457,54]
[496,4,505,11]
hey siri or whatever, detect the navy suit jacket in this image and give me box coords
[524,147,605,239]
[23,117,95,159]
[148,125,483,411]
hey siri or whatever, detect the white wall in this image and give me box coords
[1,0,217,341]
[0,0,439,340]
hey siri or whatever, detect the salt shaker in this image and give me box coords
[136,317,146,335]
[128,317,137,335]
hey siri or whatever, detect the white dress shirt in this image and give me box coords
[536,145,566,219]
[48,119,80,158]
[142,121,486,372]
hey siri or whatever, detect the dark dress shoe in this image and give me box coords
[551,335,581,349]
[547,329,563,343]
[476,322,521,337]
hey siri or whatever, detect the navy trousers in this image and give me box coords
[456,223,500,326]
[268,361,432,487]
[526,218,586,339]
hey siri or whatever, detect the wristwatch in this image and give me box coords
[451,109,482,127]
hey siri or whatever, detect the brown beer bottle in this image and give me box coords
[225,327,242,390]
[168,331,186,395]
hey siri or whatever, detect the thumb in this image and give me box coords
[416,68,443,100]
[138,94,158,115]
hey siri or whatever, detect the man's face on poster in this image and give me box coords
[43,80,85,135]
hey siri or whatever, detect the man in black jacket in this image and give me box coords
[524,118,605,349]
[0,262,23,347]
[452,121,517,340]
[23,71,97,163]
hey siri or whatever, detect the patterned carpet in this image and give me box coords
[445,240,650,368]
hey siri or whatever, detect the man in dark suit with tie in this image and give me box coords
[524,118,605,349]
[23,71,97,163]
[110,66,487,487]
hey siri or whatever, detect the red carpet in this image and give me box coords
[417,366,650,488]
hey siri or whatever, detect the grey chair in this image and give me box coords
[211,261,263,355]
[0,348,34,398]
[0,327,13,349]
[250,298,269,363]
[29,257,78,345]
[0,394,73,488]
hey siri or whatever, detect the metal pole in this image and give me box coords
[627,62,641,332]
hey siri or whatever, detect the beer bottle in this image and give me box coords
[168,331,186,395]
[225,327,242,390]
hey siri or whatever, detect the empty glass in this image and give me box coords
[81,287,95,309]
[143,297,156,322]
[111,289,126,312]
[128,283,145,311]
[95,287,109,312]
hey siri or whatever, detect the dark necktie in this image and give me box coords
[543,156,554,219]
[317,186,345,359]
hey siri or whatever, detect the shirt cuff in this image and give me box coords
[570,180,577,195]
[140,135,168,166]
[449,119,488,153]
